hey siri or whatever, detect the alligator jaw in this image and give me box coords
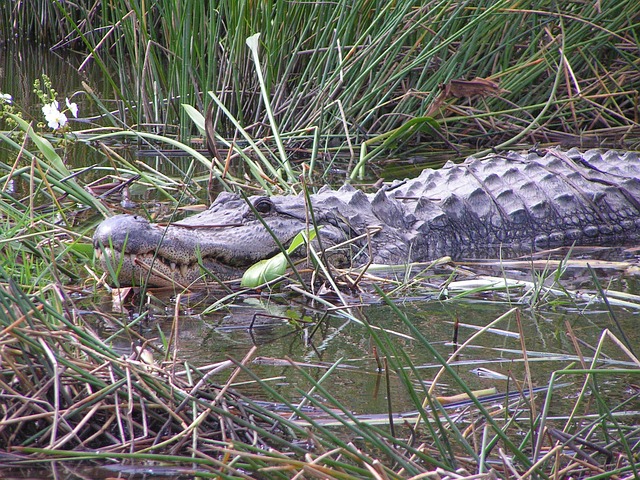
[92,214,254,286]
[93,245,244,287]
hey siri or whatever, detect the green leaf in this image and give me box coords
[182,104,206,137]
[68,242,95,258]
[8,114,70,176]
[241,228,318,288]
[285,227,317,254]
[241,254,288,288]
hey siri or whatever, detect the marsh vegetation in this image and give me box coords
[1,1,639,478]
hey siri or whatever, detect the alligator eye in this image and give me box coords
[253,197,274,214]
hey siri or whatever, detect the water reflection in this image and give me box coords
[0,41,105,123]
[87,285,640,418]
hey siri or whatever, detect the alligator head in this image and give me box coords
[93,187,403,287]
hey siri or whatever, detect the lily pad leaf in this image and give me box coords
[241,228,318,287]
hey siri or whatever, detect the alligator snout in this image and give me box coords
[93,214,160,254]
[92,207,326,286]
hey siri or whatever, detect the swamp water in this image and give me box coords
[93,284,640,415]
[2,42,640,479]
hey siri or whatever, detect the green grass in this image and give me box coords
[4,1,638,159]
[1,252,639,477]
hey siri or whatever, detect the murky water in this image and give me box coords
[86,281,640,417]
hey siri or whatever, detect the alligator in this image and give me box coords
[93,148,640,287]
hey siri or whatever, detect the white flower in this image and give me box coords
[41,97,79,130]
[0,93,12,104]
[42,100,59,117]
[66,98,78,118]
[47,110,68,130]
[42,100,68,130]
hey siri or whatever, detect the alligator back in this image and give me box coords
[386,149,640,260]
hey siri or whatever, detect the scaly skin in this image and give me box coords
[94,148,640,286]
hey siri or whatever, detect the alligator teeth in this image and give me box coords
[170,262,177,271]
[180,264,188,278]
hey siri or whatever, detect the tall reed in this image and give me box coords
[15,0,634,152]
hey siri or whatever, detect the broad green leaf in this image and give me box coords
[241,254,288,288]
[241,228,318,287]
[286,227,317,254]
